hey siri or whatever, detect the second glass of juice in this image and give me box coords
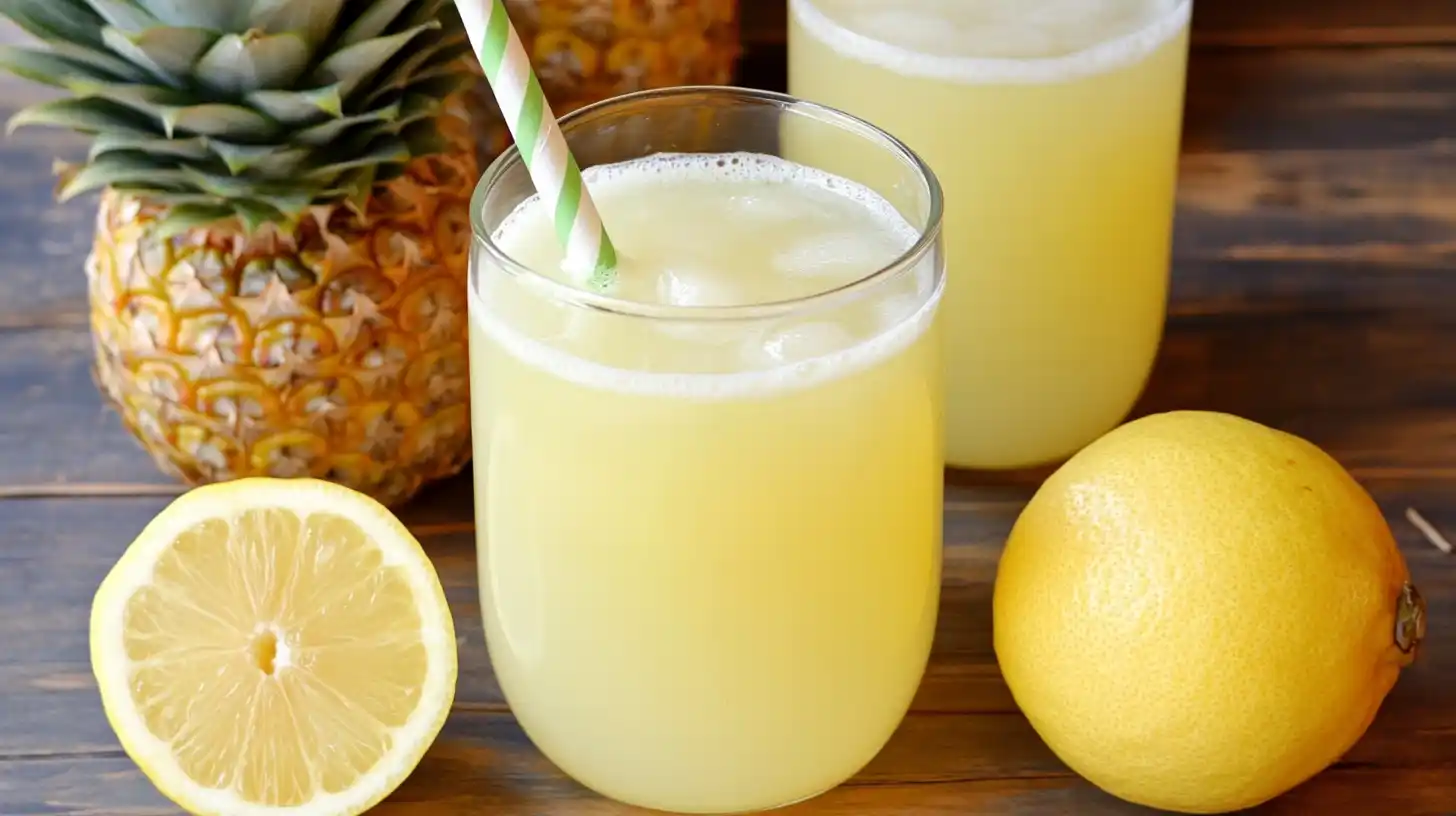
[468,88,946,813]
[790,0,1191,469]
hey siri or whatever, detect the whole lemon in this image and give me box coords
[993,411,1424,814]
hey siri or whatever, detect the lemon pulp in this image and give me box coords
[91,479,456,816]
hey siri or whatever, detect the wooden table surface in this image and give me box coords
[4,3,1456,814]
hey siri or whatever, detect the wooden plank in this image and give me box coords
[1136,312,1456,449]
[1192,1,1456,47]
[0,327,171,489]
[1,9,1455,816]
[738,0,1456,49]
[2,483,1453,807]
[0,22,91,324]
[0,127,92,327]
[1181,48,1456,153]
[8,513,1453,797]
[8,753,1456,816]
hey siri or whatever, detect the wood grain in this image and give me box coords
[0,327,172,488]
[4,2,1456,813]
[1,482,1453,813]
[9,756,1456,816]
[1189,0,1456,47]
[1179,48,1456,153]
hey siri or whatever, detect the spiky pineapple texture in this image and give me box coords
[0,0,476,233]
[87,131,479,506]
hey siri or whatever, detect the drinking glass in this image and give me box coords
[791,0,1192,469]
[468,87,945,813]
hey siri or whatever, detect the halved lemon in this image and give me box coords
[90,478,457,816]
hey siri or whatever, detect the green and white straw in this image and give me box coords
[458,0,619,288]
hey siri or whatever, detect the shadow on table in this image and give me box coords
[384,713,596,813]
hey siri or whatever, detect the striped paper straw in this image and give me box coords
[457,0,619,288]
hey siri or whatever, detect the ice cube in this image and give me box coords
[748,320,855,367]
[773,232,894,279]
[656,266,745,307]
[646,267,751,346]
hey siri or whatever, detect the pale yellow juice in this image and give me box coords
[790,0,1191,469]
[469,152,943,813]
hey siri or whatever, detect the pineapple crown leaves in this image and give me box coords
[0,0,476,233]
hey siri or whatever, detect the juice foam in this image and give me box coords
[470,152,940,399]
[791,0,1190,83]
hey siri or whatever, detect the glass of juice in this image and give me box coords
[790,0,1191,469]
[467,87,945,813]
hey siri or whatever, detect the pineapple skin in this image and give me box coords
[76,1,743,506]
[86,109,479,509]
[470,0,741,155]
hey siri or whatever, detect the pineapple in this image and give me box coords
[0,0,486,507]
[0,0,738,508]
[491,0,740,155]
[459,0,741,158]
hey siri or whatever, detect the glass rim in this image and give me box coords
[468,86,944,323]
[787,0,1192,84]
